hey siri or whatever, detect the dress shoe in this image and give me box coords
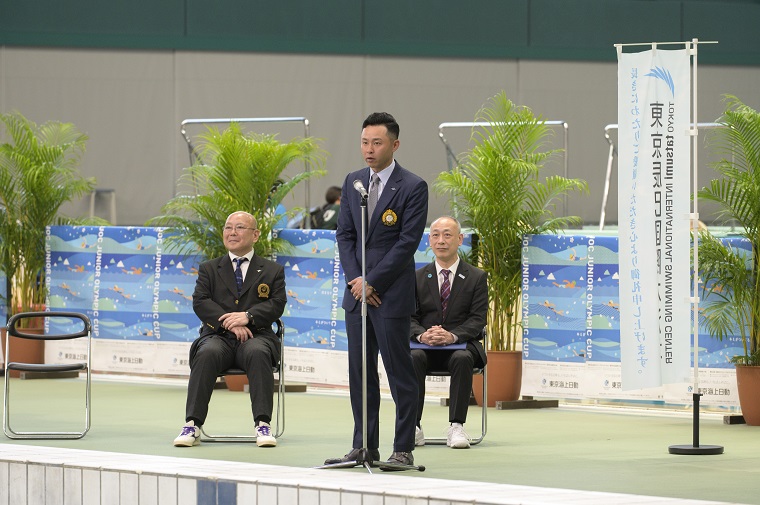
[379,451,414,471]
[324,447,380,465]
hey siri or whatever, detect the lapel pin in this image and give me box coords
[427,273,432,278]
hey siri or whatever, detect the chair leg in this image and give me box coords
[472,367,488,445]
[274,371,285,438]
[200,374,285,443]
[469,389,487,445]
[424,369,487,446]
[3,368,91,440]
[201,320,285,443]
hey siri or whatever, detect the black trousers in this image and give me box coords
[411,347,477,425]
[345,311,418,453]
[185,333,279,425]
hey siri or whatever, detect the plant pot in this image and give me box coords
[735,365,760,426]
[472,350,522,407]
[224,374,248,392]
[1,327,45,378]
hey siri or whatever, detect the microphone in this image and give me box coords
[353,179,368,198]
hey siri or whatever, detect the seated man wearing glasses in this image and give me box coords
[173,211,286,448]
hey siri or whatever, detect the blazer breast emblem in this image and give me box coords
[381,209,398,226]
[258,283,270,298]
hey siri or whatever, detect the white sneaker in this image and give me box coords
[255,421,277,447]
[447,423,470,449]
[415,425,425,447]
[173,420,200,447]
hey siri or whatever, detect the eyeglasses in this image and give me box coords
[223,225,256,232]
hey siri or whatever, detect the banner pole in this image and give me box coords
[669,37,723,456]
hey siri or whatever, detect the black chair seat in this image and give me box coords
[223,363,281,376]
[223,368,246,375]
[427,367,484,376]
[7,362,88,373]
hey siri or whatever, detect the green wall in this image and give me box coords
[1,0,758,65]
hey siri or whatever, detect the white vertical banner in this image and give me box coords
[618,46,691,390]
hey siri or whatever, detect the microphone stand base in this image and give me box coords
[315,448,377,474]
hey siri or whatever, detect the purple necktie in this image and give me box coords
[233,257,248,295]
[440,269,451,318]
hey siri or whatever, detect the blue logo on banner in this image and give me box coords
[645,66,675,96]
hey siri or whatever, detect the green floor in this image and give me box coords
[2,375,759,504]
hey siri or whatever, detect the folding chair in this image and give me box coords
[424,365,487,445]
[200,318,285,442]
[424,328,487,446]
[3,311,92,439]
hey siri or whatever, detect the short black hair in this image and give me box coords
[325,186,342,204]
[362,112,399,140]
[270,178,284,193]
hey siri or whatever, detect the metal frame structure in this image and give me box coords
[438,121,570,215]
[598,122,724,231]
[423,365,487,446]
[4,311,92,440]
[422,326,488,446]
[179,117,313,212]
[200,319,286,442]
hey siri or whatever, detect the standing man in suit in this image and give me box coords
[326,112,428,469]
[173,211,286,448]
[411,216,487,449]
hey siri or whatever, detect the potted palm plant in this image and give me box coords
[148,123,326,259]
[697,95,760,424]
[0,111,97,371]
[435,91,587,404]
[148,122,326,390]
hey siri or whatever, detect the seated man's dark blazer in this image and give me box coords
[191,253,286,359]
[185,252,286,426]
[410,260,488,367]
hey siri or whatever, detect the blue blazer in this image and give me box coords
[336,162,428,317]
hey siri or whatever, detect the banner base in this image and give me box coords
[668,444,724,455]
[669,393,724,455]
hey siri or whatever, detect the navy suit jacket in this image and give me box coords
[336,162,428,317]
[410,260,488,367]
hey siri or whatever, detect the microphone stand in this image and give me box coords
[317,182,424,473]
[357,189,372,471]
[317,190,374,473]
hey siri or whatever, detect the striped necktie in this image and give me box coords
[440,269,451,318]
[233,257,248,295]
